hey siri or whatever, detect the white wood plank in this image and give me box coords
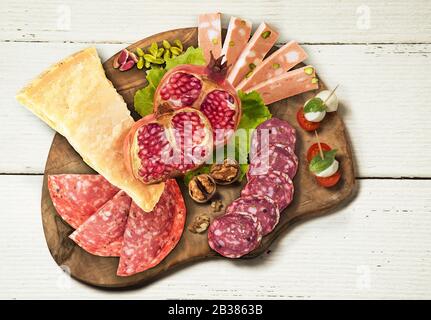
[3,42,431,176]
[1,0,431,44]
[0,176,430,299]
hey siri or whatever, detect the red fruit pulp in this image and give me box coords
[159,72,202,108]
[124,116,174,184]
[168,108,212,172]
[200,90,237,145]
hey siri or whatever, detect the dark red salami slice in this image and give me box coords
[208,214,262,258]
[117,179,186,276]
[69,191,131,257]
[248,144,298,179]
[48,174,120,229]
[251,118,296,156]
[242,174,294,211]
[226,196,280,235]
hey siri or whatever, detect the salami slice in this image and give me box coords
[248,144,298,179]
[251,118,296,156]
[226,196,280,236]
[69,191,131,257]
[208,214,262,258]
[48,174,120,229]
[117,179,186,276]
[242,174,294,211]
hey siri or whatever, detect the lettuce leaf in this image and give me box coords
[232,90,272,180]
[134,47,206,117]
[134,67,166,117]
[165,47,206,70]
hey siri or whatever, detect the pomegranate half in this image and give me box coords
[124,109,213,184]
[154,54,241,147]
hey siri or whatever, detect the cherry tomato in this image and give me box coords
[316,170,342,188]
[307,143,332,162]
[296,108,320,131]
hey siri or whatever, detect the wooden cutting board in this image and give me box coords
[41,27,357,288]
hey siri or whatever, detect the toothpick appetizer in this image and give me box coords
[297,85,339,131]
[306,131,342,187]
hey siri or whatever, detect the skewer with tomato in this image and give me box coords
[297,85,339,132]
[306,132,341,187]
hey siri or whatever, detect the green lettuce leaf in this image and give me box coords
[134,67,166,117]
[165,47,206,70]
[134,47,206,117]
[234,90,272,179]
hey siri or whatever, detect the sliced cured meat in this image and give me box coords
[236,40,308,91]
[117,179,186,276]
[48,174,120,229]
[249,144,298,179]
[246,65,319,105]
[227,22,279,87]
[226,196,280,236]
[208,213,262,258]
[242,174,293,211]
[69,191,131,257]
[198,13,222,63]
[251,118,297,155]
[246,169,291,191]
[220,17,252,65]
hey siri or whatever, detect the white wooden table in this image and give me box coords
[1,0,431,299]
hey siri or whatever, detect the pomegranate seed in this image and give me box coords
[159,72,202,108]
[200,90,239,145]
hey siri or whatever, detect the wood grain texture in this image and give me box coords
[39,28,356,287]
[7,42,431,176]
[1,0,431,43]
[1,176,431,299]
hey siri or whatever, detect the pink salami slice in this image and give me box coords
[117,179,186,276]
[226,196,280,235]
[249,144,298,179]
[208,213,262,258]
[48,174,120,229]
[251,118,297,155]
[69,191,131,257]
[242,174,293,211]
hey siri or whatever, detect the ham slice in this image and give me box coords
[117,179,186,276]
[221,17,252,66]
[69,191,131,257]
[48,174,119,229]
[246,65,319,105]
[236,40,308,91]
[198,13,222,63]
[227,22,279,87]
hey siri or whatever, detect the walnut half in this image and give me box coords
[210,159,240,185]
[188,174,216,203]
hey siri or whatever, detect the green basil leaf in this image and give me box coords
[309,149,337,173]
[304,98,326,113]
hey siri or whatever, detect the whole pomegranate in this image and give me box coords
[124,108,213,184]
[154,53,241,146]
